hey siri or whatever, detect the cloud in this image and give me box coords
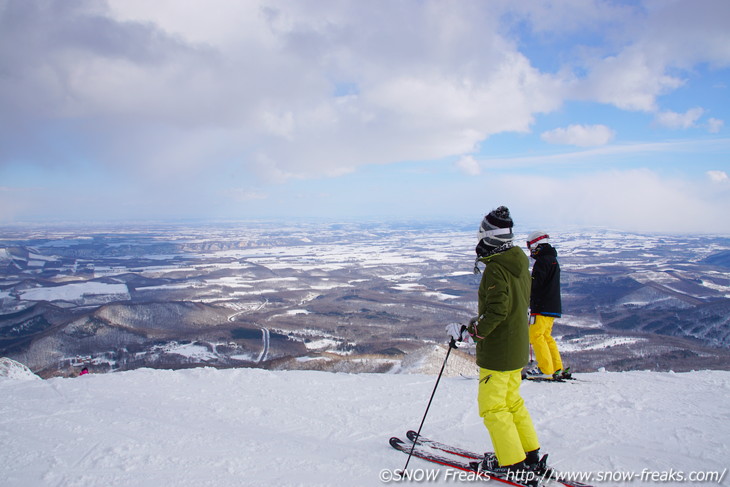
[540,124,615,147]
[568,170,729,233]
[469,169,730,234]
[578,49,685,112]
[1,0,729,226]
[455,155,480,176]
[561,1,730,112]
[479,138,730,169]
[0,0,569,182]
[707,118,725,133]
[654,107,705,129]
[227,189,269,202]
[707,170,728,183]
[0,187,43,223]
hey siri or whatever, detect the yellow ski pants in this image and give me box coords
[529,314,563,375]
[478,368,540,467]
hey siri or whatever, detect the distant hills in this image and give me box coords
[2,222,729,377]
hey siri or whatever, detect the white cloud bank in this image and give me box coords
[1,0,728,182]
[654,108,705,129]
[0,0,728,232]
[455,155,481,176]
[707,170,728,183]
[541,124,616,147]
[707,118,725,133]
[472,169,730,234]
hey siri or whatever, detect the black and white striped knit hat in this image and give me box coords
[476,206,514,257]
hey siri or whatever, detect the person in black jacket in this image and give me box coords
[526,231,567,379]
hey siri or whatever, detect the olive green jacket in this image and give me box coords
[468,246,531,371]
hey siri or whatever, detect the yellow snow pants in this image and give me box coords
[478,368,540,467]
[529,314,563,375]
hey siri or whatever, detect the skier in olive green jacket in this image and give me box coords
[447,206,543,484]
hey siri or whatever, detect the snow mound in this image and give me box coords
[0,357,40,381]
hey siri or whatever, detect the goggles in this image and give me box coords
[526,234,549,249]
[477,227,512,241]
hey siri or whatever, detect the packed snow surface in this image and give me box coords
[1,367,728,487]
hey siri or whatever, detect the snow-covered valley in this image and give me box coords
[1,361,728,487]
[2,223,730,378]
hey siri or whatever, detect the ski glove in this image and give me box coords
[445,323,472,344]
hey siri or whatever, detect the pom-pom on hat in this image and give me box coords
[476,206,514,257]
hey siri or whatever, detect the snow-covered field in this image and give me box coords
[1,362,728,487]
[19,282,130,303]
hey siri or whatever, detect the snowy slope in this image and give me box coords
[0,366,728,487]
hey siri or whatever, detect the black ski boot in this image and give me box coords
[553,367,572,380]
[526,449,550,473]
[479,453,540,487]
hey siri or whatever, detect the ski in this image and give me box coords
[465,372,579,383]
[406,430,481,459]
[525,376,583,383]
[524,376,567,383]
[523,372,580,383]
[389,437,529,486]
[393,433,593,487]
[522,364,577,382]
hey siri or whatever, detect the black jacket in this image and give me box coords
[529,243,562,316]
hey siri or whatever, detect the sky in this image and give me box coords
[0,0,729,233]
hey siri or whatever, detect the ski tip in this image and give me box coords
[389,437,405,448]
[406,430,419,441]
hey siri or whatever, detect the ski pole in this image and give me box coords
[401,335,457,474]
